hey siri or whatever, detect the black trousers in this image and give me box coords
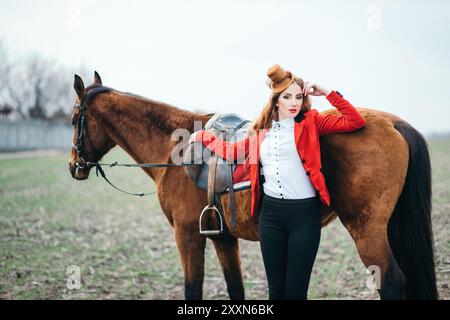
[258,193,322,300]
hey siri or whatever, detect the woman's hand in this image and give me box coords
[189,131,199,144]
[303,82,332,97]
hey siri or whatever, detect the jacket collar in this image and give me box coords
[272,117,295,129]
[294,117,305,150]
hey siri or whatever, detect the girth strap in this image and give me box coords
[227,163,236,228]
[207,154,218,206]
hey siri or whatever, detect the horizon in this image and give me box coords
[1,0,449,136]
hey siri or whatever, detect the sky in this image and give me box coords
[1,0,449,135]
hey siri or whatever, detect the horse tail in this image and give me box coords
[388,120,438,299]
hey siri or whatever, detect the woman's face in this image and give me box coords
[277,82,303,120]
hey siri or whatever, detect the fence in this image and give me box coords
[0,120,73,152]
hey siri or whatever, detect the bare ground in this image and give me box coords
[0,139,448,299]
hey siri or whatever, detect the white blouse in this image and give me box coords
[260,117,317,199]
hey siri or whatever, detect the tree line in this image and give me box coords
[0,40,88,123]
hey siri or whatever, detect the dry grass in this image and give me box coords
[0,138,448,299]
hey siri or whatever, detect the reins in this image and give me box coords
[86,161,198,197]
[72,91,198,197]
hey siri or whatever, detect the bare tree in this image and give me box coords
[0,39,12,108]
[6,55,44,118]
[1,40,92,121]
[7,55,85,120]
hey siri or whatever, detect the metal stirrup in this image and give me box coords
[199,151,224,235]
[199,205,223,235]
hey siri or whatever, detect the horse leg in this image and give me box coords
[340,212,406,300]
[353,230,405,299]
[210,234,245,300]
[174,225,207,300]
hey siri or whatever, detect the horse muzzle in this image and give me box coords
[69,160,91,180]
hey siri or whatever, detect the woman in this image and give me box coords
[189,64,366,299]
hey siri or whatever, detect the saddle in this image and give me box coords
[183,113,252,235]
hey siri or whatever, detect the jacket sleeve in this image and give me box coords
[315,90,367,136]
[193,130,250,161]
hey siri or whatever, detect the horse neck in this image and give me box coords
[92,91,208,183]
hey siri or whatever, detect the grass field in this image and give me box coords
[0,139,449,300]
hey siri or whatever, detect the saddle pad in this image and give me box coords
[221,180,251,194]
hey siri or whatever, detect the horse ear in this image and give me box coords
[74,74,85,98]
[94,71,102,85]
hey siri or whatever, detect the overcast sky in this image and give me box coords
[1,0,449,134]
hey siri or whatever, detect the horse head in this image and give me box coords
[68,71,115,180]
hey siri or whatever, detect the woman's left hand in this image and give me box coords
[303,82,332,97]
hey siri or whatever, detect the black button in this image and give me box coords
[306,171,310,176]
[279,186,281,188]
[301,159,306,163]
[277,180,280,183]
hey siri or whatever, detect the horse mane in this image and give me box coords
[82,84,210,135]
[83,84,113,105]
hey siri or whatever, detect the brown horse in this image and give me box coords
[68,72,437,300]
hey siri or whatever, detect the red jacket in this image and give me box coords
[195,90,366,218]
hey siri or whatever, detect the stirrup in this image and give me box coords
[199,204,223,235]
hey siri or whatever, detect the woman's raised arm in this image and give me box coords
[314,90,366,135]
[301,82,366,135]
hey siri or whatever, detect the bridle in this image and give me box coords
[72,99,89,170]
[70,96,197,197]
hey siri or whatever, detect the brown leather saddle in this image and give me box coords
[183,113,252,235]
